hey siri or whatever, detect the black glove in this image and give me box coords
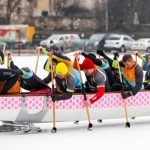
[121,91,133,99]
[51,94,58,102]
[97,49,105,56]
[113,51,119,60]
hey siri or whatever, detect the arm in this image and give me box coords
[52,75,75,101]
[121,66,144,99]
[52,52,72,66]
[43,58,51,72]
[88,71,105,104]
[133,51,146,61]
[81,52,103,66]
[89,86,105,104]
[42,73,52,84]
[9,57,24,75]
[132,66,144,95]
[42,47,48,55]
[73,58,81,70]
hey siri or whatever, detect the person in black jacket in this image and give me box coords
[7,52,51,93]
[0,51,19,94]
[97,49,125,84]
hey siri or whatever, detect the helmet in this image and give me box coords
[56,62,68,75]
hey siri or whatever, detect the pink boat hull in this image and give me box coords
[0,91,149,123]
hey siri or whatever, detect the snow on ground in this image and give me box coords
[0,118,150,150]
[0,52,148,150]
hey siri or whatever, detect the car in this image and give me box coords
[131,38,150,53]
[85,33,109,52]
[32,32,51,47]
[104,34,134,52]
[2,40,28,50]
[71,39,88,51]
[0,41,6,50]
[40,34,80,51]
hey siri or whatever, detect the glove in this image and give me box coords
[113,51,119,60]
[121,91,133,99]
[97,49,105,56]
[51,94,58,102]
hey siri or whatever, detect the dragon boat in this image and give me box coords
[0,91,149,133]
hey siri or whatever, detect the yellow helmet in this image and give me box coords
[56,62,68,75]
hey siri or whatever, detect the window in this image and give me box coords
[59,37,64,40]
[64,36,69,40]
[123,37,132,41]
[107,37,121,40]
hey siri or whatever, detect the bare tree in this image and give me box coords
[93,0,107,31]
[54,0,68,16]
[6,0,21,24]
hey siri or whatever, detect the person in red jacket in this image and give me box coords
[73,52,106,106]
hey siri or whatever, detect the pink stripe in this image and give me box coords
[0,92,149,110]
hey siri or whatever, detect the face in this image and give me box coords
[148,56,150,64]
[52,61,57,66]
[57,74,66,79]
[83,68,94,76]
[123,60,135,69]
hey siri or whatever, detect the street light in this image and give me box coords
[105,0,108,32]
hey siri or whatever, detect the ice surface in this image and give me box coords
[0,52,148,150]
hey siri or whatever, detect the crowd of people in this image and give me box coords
[0,43,149,106]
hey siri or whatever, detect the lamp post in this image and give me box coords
[105,0,108,32]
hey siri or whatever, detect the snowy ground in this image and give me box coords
[0,52,149,150]
[1,118,150,150]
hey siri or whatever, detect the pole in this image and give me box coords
[117,57,130,128]
[75,56,93,130]
[50,53,57,133]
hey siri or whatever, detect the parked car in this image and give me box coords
[2,39,28,50]
[131,38,150,53]
[86,33,109,52]
[40,34,80,51]
[0,41,6,50]
[32,32,51,47]
[104,34,134,52]
[71,39,88,51]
